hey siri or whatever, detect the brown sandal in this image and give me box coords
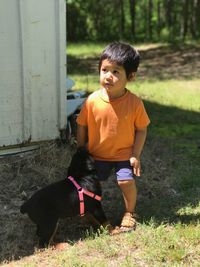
[120,212,137,232]
[110,212,137,235]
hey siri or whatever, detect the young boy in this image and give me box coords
[76,42,150,233]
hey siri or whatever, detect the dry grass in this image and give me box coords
[0,142,73,262]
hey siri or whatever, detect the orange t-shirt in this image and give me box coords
[76,89,150,161]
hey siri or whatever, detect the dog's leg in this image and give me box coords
[49,221,59,245]
[36,225,41,237]
[90,203,114,233]
[38,217,58,248]
[91,203,107,224]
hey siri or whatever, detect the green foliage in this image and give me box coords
[66,0,200,42]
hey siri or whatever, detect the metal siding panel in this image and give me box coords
[0,0,66,147]
[55,0,67,130]
[28,0,59,140]
[23,0,66,141]
[0,1,24,146]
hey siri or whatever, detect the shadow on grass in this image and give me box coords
[134,100,200,225]
[67,44,200,80]
[100,100,200,227]
[67,55,99,75]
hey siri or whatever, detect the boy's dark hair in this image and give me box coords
[99,42,140,79]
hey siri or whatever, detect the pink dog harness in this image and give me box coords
[67,176,102,216]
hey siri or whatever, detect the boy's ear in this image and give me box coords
[128,72,136,81]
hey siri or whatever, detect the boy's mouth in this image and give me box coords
[105,82,113,87]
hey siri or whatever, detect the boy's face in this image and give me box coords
[100,59,131,99]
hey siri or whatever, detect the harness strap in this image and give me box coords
[67,176,101,216]
[82,189,102,201]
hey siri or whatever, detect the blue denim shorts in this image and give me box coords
[94,160,134,181]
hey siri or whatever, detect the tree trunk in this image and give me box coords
[196,0,200,37]
[190,0,196,38]
[148,0,153,40]
[182,0,189,39]
[165,0,173,41]
[157,0,161,38]
[119,0,125,39]
[129,0,136,38]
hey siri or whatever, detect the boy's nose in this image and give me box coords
[105,71,113,80]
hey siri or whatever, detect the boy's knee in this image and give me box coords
[118,179,135,187]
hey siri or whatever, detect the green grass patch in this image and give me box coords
[67,42,166,57]
[9,223,200,266]
[67,42,106,57]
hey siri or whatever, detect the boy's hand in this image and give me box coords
[130,157,141,177]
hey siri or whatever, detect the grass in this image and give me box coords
[3,224,200,266]
[1,42,200,266]
[67,42,107,57]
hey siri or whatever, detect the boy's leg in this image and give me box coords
[117,179,137,213]
[116,180,137,232]
[114,161,137,232]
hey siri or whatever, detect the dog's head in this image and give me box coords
[67,147,95,179]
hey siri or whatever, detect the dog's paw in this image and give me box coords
[53,242,69,250]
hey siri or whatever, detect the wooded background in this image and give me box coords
[66,0,200,42]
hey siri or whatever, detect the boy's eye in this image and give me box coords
[101,68,107,73]
[113,70,119,74]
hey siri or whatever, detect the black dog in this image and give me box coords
[20,147,109,247]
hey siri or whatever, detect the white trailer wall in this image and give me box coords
[0,0,66,147]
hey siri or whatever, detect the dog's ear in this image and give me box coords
[77,146,88,153]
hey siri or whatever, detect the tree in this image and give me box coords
[197,0,200,37]
[148,0,153,40]
[66,0,200,42]
[157,0,161,38]
[118,0,125,39]
[182,0,189,39]
[129,0,136,38]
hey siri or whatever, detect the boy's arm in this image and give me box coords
[130,127,147,177]
[76,124,88,148]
